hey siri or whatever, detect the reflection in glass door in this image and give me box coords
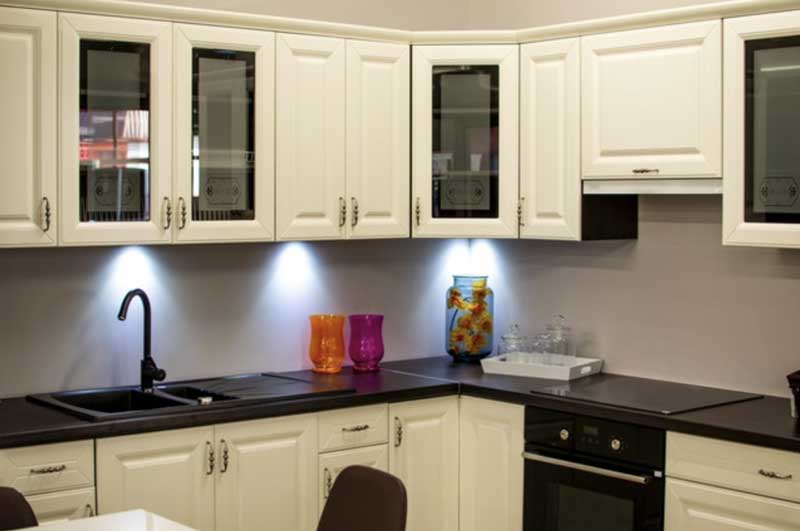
[79,40,150,222]
[191,48,255,222]
[432,65,499,219]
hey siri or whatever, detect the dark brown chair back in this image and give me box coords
[317,465,407,531]
[0,487,37,530]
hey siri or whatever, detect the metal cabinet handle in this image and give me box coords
[758,469,793,480]
[351,197,359,227]
[220,439,229,474]
[522,452,653,485]
[338,197,347,227]
[178,197,187,230]
[415,198,421,228]
[394,417,403,447]
[342,424,370,433]
[85,504,95,517]
[162,197,173,230]
[29,464,66,475]
[323,468,332,499]
[205,441,215,475]
[41,197,51,232]
[518,197,525,227]
[632,168,660,175]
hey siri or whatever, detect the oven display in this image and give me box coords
[583,425,599,436]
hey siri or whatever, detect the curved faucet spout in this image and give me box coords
[118,289,165,392]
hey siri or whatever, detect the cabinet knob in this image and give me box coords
[610,438,622,452]
[559,429,570,441]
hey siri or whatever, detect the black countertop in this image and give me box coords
[1,356,798,453]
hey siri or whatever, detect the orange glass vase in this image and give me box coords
[308,314,346,374]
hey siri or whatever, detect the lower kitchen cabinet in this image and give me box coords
[26,487,96,524]
[318,444,389,516]
[389,396,459,531]
[665,477,800,530]
[214,415,317,531]
[459,396,524,531]
[96,426,216,531]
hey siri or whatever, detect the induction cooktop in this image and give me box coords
[530,373,764,415]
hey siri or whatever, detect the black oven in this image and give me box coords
[523,408,665,531]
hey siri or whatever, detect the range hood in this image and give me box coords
[583,178,723,195]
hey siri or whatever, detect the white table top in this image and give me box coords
[20,510,197,531]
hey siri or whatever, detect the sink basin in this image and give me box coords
[157,385,237,404]
[28,388,193,422]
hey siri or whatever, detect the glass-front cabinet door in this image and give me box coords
[724,11,800,248]
[412,45,519,238]
[174,24,274,243]
[60,13,172,245]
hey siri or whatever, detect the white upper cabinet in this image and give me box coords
[0,7,56,247]
[520,38,581,240]
[412,45,519,238]
[723,10,800,248]
[173,24,275,243]
[276,33,346,241]
[59,13,173,245]
[581,20,722,179]
[346,40,410,239]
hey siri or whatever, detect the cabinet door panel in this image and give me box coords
[389,396,459,531]
[276,34,345,241]
[582,20,721,178]
[318,444,389,516]
[173,24,275,243]
[0,7,56,247]
[346,40,410,239]
[520,38,581,241]
[26,487,95,524]
[459,397,524,531]
[665,478,800,530]
[96,427,214,531]
[215,414,317,531]
[59,13,173,245]
[412,45,519,238]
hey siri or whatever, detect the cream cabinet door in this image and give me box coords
[59,13,173,245]
[346,40,410,239]
[215,414,317,531]
[520,38,581,241]
[173,24,275,243]
[723,10,800,248]
[389,396,459,531]
[582,20,722,179]
[459,397,524,531]
[412,45,519,238]
[26,487,96,524]
[318,444,389,516]
[665,478,800,530]
[276,33,346,241]
[96,427,215,531]
[0,7,57,247]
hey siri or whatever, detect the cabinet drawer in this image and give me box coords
[667,432,800,503]
[0,440,94,495]
[318,404,388,452]
[27,487,95,524]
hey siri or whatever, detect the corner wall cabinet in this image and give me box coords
[459,396,524,531]
[412,45,519,238]
[723,10,800,248]
[173,24,275,243]
[520,38,581,240]
[581,20,722,180]
[0,7,57,248]
[59,13,173,245]
[389,396,459,531]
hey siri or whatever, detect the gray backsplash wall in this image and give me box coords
[1,196,799,398]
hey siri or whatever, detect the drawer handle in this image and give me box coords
[29,464,67,475]
[632,168,660,175]
[342,424,370,433]
[323,467,332,499]
[758,469,793,480]
[85,504,95,517]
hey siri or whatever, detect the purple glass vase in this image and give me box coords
[348,314,385,372]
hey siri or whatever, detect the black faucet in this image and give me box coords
[118,288,166,393]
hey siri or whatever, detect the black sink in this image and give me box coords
[28,388,194,422]
[157,385,237,404]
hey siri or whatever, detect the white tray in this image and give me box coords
[481,352,604,381]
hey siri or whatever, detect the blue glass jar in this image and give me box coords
[446,275,494,362]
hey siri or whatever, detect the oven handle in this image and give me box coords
[522,452,654,485]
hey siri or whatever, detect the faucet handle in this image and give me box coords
[154,368,166,382]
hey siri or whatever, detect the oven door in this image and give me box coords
[523,451,664,531]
